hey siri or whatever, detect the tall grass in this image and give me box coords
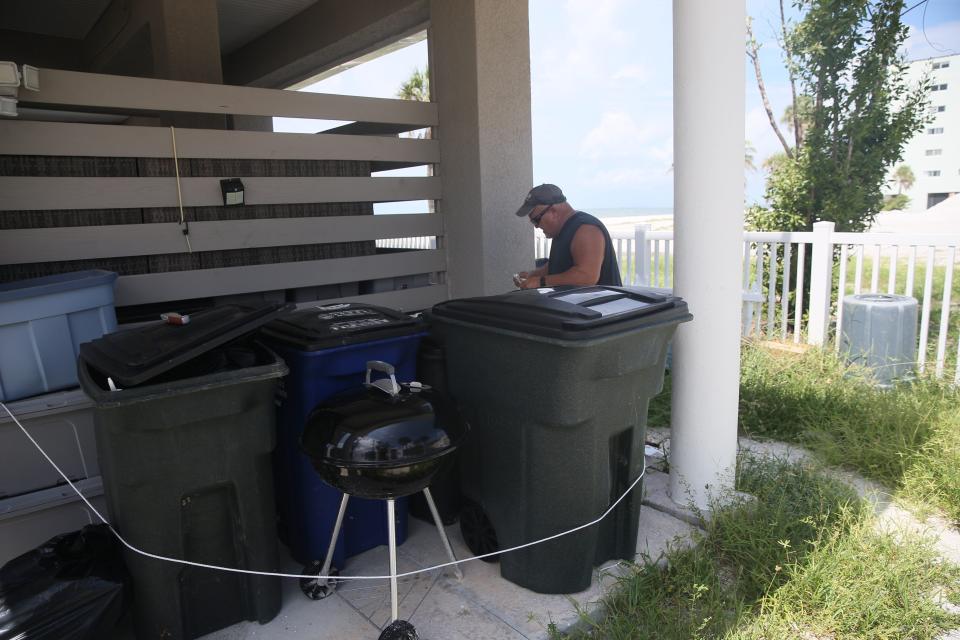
[558,456,960,639]
[557,343,960,639]
[738,344,960,523]
[650,342,960,522]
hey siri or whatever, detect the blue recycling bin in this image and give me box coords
[260,303,425,567]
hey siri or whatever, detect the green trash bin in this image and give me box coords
[77,304,291,640]
[429,286,691,594]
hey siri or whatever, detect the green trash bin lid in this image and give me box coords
[79,303,293,387]
[430,286,691,340]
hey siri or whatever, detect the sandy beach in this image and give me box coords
[599,215,674,237]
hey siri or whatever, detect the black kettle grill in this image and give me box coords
[300,361,467,639]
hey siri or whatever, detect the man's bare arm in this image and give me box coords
[520,225,604,287]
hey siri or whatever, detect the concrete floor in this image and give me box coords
[184,466,697,640]
[93,451,688,640]
[109,433,960,640]
[104,446,696,640]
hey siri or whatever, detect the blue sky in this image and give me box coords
[276,0,960,211]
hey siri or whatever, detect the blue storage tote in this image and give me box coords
[0,270,118,402]
[260,303,425,567]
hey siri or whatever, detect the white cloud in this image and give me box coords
[586,165,672,187]
[580,111,663,160]
[612,64,650,82]
[559,0,630,81]
[903,21,960,61]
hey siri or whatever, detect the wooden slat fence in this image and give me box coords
[0,67,447,316]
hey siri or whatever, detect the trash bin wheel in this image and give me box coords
[300,563,339,600]
[459,500,500,563]
[379,620,421,640]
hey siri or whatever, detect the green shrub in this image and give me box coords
[882,193,911,211]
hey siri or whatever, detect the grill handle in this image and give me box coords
[365,360,400,397]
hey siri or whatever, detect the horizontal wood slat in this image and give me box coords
[0,120,439,162]
[21,69,438,125]
[0,176,442,210]
[0,214,443,264]
[114,250,445,306]
[294,284,449,313]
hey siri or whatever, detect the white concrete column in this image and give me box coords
[429,0,534,298]
[669,0,744,510]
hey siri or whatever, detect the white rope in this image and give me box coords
[169,126,193,253]
[2,401,646,582]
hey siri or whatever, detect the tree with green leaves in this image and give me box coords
[893,163,915,195]
[747,0,930,233]
[396,67,434,212]
[397,67,431,142]
[397,68,430,103]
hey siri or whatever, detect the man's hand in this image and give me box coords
[519,275,542,289]
[513,271,530,288]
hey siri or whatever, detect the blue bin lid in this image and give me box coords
[260,303,423,351]
[430,285,692,340]
[0,270,117,303]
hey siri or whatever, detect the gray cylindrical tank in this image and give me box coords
[839,293,918,385]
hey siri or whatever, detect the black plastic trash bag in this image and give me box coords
[0,524,129,640]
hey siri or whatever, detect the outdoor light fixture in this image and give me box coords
[0,62,19,89]
[220,178,245,206]
[0,62,40,118]
[21,65,39,91]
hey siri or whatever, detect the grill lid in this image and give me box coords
[301,361,466,469]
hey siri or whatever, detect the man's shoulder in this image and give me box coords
[572,211,609,232]
[571,221,605,243]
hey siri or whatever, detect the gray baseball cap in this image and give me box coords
[514,183,567,217]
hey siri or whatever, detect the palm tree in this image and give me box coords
[396,68,430,142]
[397,68,430,103]
[893,164,915,195]
[396,67,434,213]
[780,94,813,145]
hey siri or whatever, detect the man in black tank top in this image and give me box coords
[513,184,622,288]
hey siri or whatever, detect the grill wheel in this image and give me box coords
[299,562,339,599]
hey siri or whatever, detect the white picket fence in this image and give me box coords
[377,236,437,250]
[377,223,958,382]
[537,221,960,383]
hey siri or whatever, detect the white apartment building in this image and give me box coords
[888,52,960,209]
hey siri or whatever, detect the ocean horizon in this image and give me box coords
[588,207,673,218]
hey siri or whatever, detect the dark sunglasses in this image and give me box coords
[530,204,553,227]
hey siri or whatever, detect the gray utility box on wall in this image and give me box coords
[839,293,918,386]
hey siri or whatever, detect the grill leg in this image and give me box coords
[301,492,349,600]
[387,498,400,622]
[321,493,349,578]
[423,488,463,580]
